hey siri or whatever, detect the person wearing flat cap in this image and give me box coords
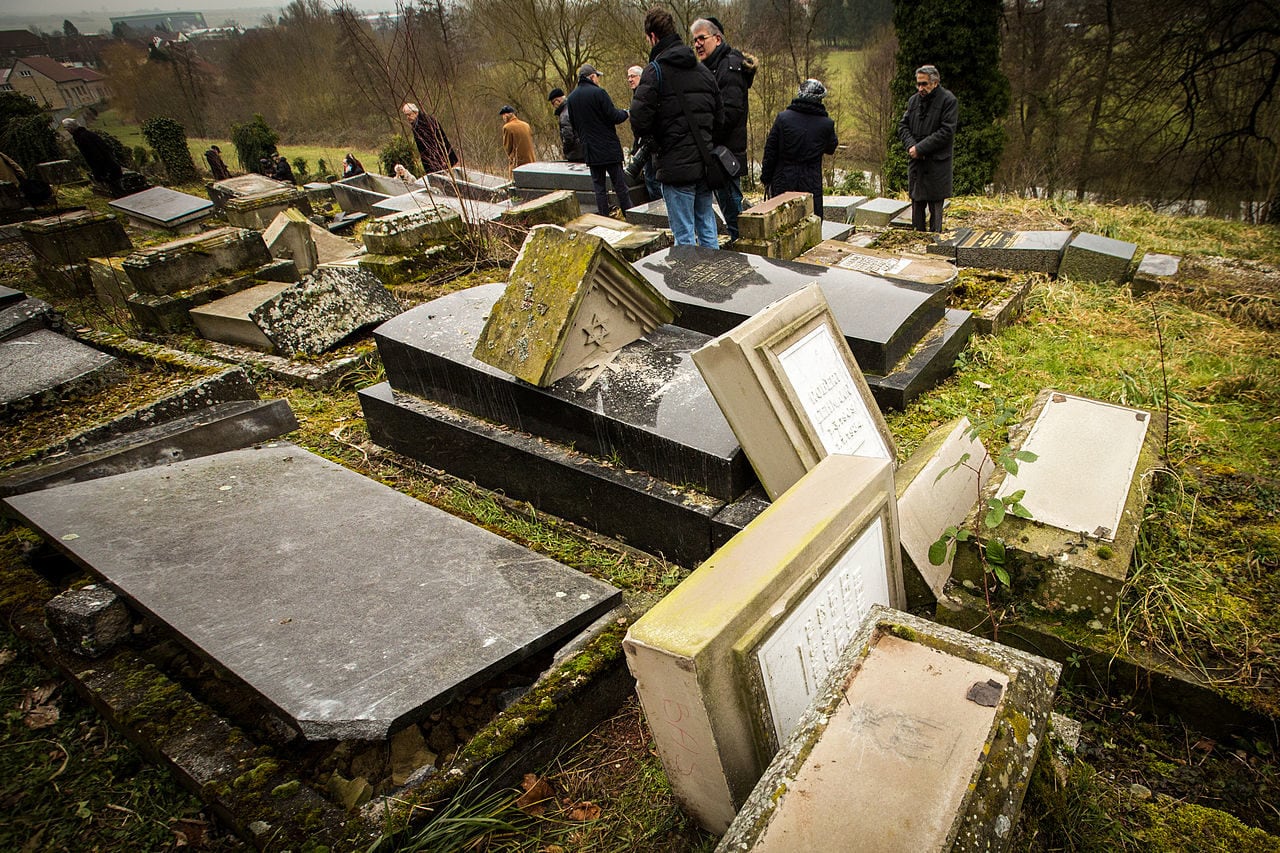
[547,87,584,162]
[499,105,536,173]
[567,63,632,215]
[760,78,838,219]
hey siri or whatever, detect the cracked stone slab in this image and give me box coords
[0,329,122,414]
[4,444,622,740]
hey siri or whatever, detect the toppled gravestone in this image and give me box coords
[736,192,823,261]
[248,266,402,356]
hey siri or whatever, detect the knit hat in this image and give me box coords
[706,16,725,36]
[578,64,601,79]
[499,105,515,115]
[796,79,827,102]
[547,87,565,101]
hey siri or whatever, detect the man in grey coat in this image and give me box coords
[896,64,958,232]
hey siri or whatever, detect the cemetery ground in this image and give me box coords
[1,181,1279,852]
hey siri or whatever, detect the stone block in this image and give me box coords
[224,187,311,230]
[1131,252,1180,297]
[955,230,1072,275]
[500,190,581,228]
[895,417,994,609]
[302,181,334,205]
[332,172,413,214]
[87,256,134,309]
[5,444,622,740]
[126,260,299,332]
[513,160,646,197]
[718,606,1060,853]
[734,214,822,261]
[691,283,896,500]
[927,227,975,259]
[425,166,513,203]
[0,296,54,341]
[820,195,868,223]
[852,197,911,227]
[263,208,320,275]
[249,266,401,356]
[798,241,958,288]
[207,173,290,210]
[33,260,92,297]
[819,219,855,242]
[0,329,123,417]
[19,210,131,266]
[109,186,214,232]
[953,390,1161,616]
[122,227,273,297]
[738,192,813,241]
[625,198,728,234]
[473,225,676,386]
[1058,231,1138,283]
[626,455,903,832]
[45,585,132,657]
[564,213,671,262]
[362,206,463,255]
[371,190,512,225]
[190,282,294,350]
[356,252,431,285]
[37,159,84,185]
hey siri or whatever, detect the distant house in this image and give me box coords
[0,29,44,65]
[5,56,108,109]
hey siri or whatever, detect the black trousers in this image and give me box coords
[911,198,945,232]
[590,162,632,216]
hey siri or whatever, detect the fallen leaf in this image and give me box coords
[19,681,58,711]
[24,705,60,729]
[0,649,15,668]
[516,774,554,816]
[568,800,601,822]
[171,817,208,848]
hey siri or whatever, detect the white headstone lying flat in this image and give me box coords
[625,454,903,833]
[717,606,1060,853]
[109,186,214,230]
[692,283,896,500]
[4,444,622,740]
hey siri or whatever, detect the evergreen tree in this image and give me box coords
[886,0,1009,196]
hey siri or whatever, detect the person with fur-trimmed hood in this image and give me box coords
[760,79,838,219]
[691,16,756,241]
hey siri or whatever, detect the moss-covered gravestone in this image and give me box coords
[736,192,822,260]
[472,225,676,386]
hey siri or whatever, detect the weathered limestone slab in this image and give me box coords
[361,206,462,255]
[0,398,298,498]
[473,225,676,386]
[821,195,868,223]
[207,173,290,210]
[954,230,1072,275]
[46,585,131,657]
[4,444,623,740]
[0,329,122,416]
[564,213,671,262]
[738,192,812,241]
[852,197,911,227]
[302,181,334,205]
[262,208,319,275]
[126,260,299,332]
[500,190,581,228]
[224,186,310,230]
[19,209,131,266]
[718,606,1060,853]
[37,159,83,185]
[799,241,959,288]
[692,283,896,500]
[953,390,1160,616]
[249,266,401,356]
[895,417,994,609]
[735,215,822,261]
[625,198,728,234]
[122,227,273,297]
[626,455,903,833]
[109,186,214,232]
[425,166,513,203]
[189,282,294,350]
[1058,231,1138,283]
[87,256,133,308]
[1131,252,1180,297]
[0,296,54,341]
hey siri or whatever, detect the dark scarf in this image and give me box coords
[787,99,829,116]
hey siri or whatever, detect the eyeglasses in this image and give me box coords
[916,81,930,88]
[693,34,712,44]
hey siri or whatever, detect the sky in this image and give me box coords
[0,1,399,33]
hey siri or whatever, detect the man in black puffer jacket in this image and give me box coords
[691,16,756,241]
[760,79,838,219]
[630,6,725,248]
[568,64,632,215]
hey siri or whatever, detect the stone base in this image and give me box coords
[1,296,55,341]
[970,275,1035,336]
[867,309,974,411]
[734,215,822,261]
[126,260,299,332]
[357,250,445,285]
[45,585,132,657]
[1,329,124,418]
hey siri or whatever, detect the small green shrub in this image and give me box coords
[140,116,197,182]
[291,156,308,179]
[379,135,417,177]
[229,114,279,173]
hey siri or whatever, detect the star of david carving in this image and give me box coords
[582,313,610,348]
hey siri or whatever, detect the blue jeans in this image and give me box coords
[590,162,632,216]
[714,175,743,240]
[663,181,717,248]
[643,160,662,200]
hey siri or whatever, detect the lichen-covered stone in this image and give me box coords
[88,257,134,309]
[738,192,813,241]
[361,207,462,255]
[500,190,581,228]
[249,266,401,356]
[45,585,132,657]
[563,213,671,262]
[852,197,911,228]
[122,227,273,297]
[224,188,311,230]
[20,210,131,266]
[734,214,822,261]
[126,260,299,332]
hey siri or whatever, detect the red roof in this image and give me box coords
[13,55,104,83]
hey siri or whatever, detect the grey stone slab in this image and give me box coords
[955,230,1072,275]
[820,219,855,242]
[1131,252,1180,296]
[207,173,291,210]
[625,198,728,234]
[371,189,511,226]
[20,209,132,266]
[425,166,513,203]
[0,398,298,498]
[109,186,215,229]
[852,197,911,227]
[0,329,122,415]
[4,444,622,740]
[0,284,23,306]
[513,160,646,195]
[125,259,300,333]
[634,246,946,376]
[0,296,53,341]
[799,241,959,288]
[1058,231,1138,283]
[332,172,413,214]
[249,266,401,356]
[190,282,293,350]
[821,195,868,223]
[122,227,273,297]
[38,159,83,185]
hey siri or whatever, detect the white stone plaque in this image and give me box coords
[777,325,891,461]
[836,253,911,275]
[586,224,630,244]
[755,516,889,744]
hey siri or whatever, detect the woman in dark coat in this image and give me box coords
[759,79,838,219]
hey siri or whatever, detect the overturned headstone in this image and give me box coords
[1058,231,1138,283]
[952,390,1160,616]
[852,197,911,228]
[425,166,513,203]
[473,225,676,386]
[87,256,132,308]
[736,192,822,260]
[123,227,272,296]
[361,206,462,255]
[692,283,896,500]
[895,417,994,609]
[109,186,214,232]
[224,186,311,230]
[1130,252,1180,297]
[820,195,868,224]
[1,329,123,417]
[0,294,55,341]
[564,213,671,262]
[248,266,401,356]
[799,241,958,288]
[332,172,414,214]
[207,173,291,210]
[626,198,728,234]
[263,208,320,275]
[627,454,903,832]
[37,159,83,185]
[718,606,1060,853]
[500,190,581,229]
[952,230,1073,275]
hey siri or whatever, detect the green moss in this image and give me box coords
[272,780,302,798]
[231,759,281,791]
[1137,800,1280,851]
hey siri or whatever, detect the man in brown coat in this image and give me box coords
[500,106,536,172]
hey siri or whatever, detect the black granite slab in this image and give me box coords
[359,383,765,566]
[4,444,621,740]
[871,308,974,410]
[0,399,298,499]
[0,284,23,307]
[375,285,753,501]
[634,246,946,376]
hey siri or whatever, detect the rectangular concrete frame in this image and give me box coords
[625,454,902,834]
[692,283,896,500]
[717,605,1060,853]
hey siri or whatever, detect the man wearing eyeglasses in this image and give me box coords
[896,64,958,232]
[690,16,756,243]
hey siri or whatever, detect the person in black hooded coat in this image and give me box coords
[759,79,838,219]
[568,64,632,215]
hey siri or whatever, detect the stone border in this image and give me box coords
[201,340,380,390]
[971,275,1037,336]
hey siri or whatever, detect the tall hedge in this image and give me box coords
[230,114,279,173]
[379,136,417,177]
[886,0,1009,196]
[0,92,58,173]
[141,116,198,182]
